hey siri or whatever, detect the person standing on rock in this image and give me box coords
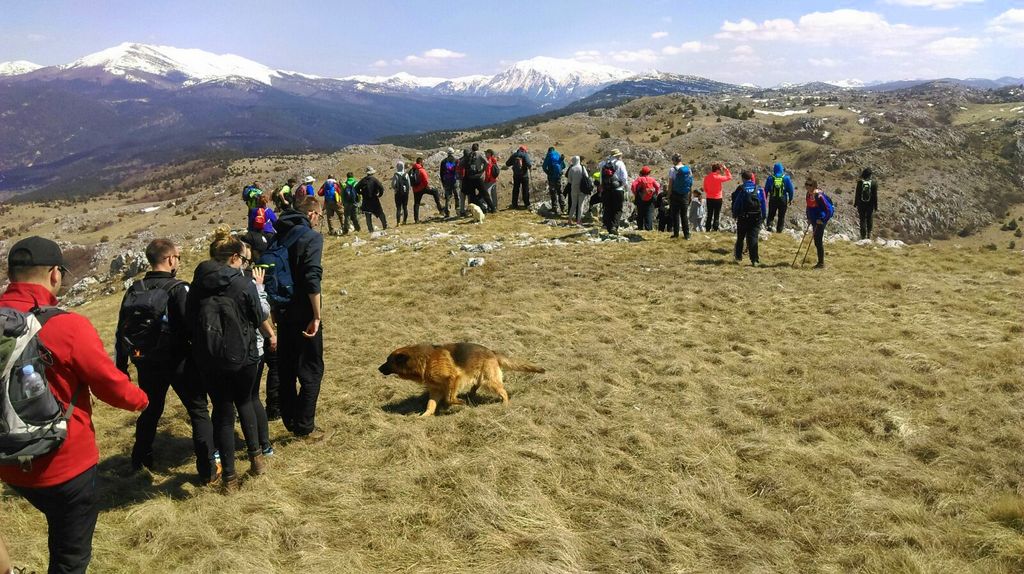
[599,150,628,234]
[854,167,878,240]
[667,154,693,239]
[391,161,411,226]
[730,170,767,266]
[505,145,534,209]
[764,162,795,233]
[116,239,217,483]
[439,148,461,218]
[410,157,444,222]
[805,178,834,269]
[703,163,732,231]
[355,167,387,232]
[542,146,566,214]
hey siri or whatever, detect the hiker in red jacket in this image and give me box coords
[410,157,445,222]
[484,149,501,213]
[1,236,148,574]
[702,163,732,231]
[631,166,661,231]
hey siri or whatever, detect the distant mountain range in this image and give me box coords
[0,42,1020,197]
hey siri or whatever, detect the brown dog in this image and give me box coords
[378,343,545,416]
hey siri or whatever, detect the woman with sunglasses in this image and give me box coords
[186,227,276,492]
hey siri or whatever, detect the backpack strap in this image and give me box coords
[28,306,83,428]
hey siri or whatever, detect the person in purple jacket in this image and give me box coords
[730,170,767,266]
[248,195,277,236]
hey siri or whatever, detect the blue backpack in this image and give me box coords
[672,167,692,196]
[258,225,312,307]
[819,192,835,222]
[323,181,338,203]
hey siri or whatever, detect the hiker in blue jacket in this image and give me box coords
[730,170,767,266]
[667,154,693,239]
[763,162,795,233]
[805,178,835,269]
[542,147,566,214]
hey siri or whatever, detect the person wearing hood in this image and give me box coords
[764,162,795,233]
[268,196,326,440]
[355,166,387,231]
[854,167,878,240]
[631,166,661,231]
[566,156,590,225]
[410,157,444,222]
[542,147,567,214]
[391,161,412,226]
[439,148,461,218]
[340,172,362,234]
[186,228,277,492]
[505,145,534,209]
[730,171,767,266]
[668,154,693,239]
[318,174,344,235]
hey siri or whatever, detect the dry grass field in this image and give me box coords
[3,207,1023,573]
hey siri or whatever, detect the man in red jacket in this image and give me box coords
[410,156,445,222]
[1,236,149,574]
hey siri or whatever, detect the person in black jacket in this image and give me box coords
[272,196,326,441]
[355,167,388,232]
[461,144,495,213]
[854,167,879,240]
[505,145,533,209]
[116,239,216,483]
[186,228,277,492]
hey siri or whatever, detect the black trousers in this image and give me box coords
[464,177,494,212]
[511,175,530,207]
[204,363,261,477]
[363,209,387,232]
[394,191,409,224]
[441,181,460,216]
[858,206,874,239]
[669,195,690,237]
[11,465,98,574]
[413,188,444,221]
[548,179,565,212]
[132,360,215,480]
[735,216,761,263]
[706,198,723,231]
[260,343,280,416]
[814,222,826,264]
[602,190,623,234]
[278,316,324,436]
[766,197,788,232]
[636,199,656,230]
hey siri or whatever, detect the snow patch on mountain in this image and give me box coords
[341,71,448,89]
[481,56,633,100]
[0,61,43,76]
[827,78,866,88]
[65,42,284,85]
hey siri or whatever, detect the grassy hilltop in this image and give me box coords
[3,208,1023,573]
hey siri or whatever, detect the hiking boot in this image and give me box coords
[684,233,691,240]
[751,261,760,268]
[298,428,329,443]
[814,262,826,269]
[249,453,267,476]
[222,473,240,494]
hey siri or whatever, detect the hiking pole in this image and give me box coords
[801,225,815,265]
[792,225,810,267]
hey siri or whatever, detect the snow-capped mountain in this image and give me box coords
[63,42,294,85]
[827,78,866,89]
[478,57,632,101]
[341,72,448,91]
[432,74,493,96]
[0,60,43,76]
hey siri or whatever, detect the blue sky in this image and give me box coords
[1,0,1021,83]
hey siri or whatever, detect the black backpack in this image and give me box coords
[743,186,762,217]
[468,153,487,177]
[580,169,594,194]
[119,278,184,365]
[408,168,420,187]
[193,276,250,372]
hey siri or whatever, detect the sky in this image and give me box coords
[1,0,1021,83]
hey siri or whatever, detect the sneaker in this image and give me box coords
[684,233,691,240]
[751,261,760,268]
[262,446,275,457]
[814,262,825,269]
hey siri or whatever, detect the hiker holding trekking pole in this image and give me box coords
[804,178,835,269]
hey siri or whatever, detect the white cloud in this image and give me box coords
[573,50,602,63]
[402,48,466,66]
[662,41,718,55]
[651,31,669,40]
[987,9,1024,40]
[715,9,949,49]
[923,36,983,57]
[883,0,982,9]
[809,57,841,67]
[371,59,389,68]
[607,49,659,64]
[721,19,759,33]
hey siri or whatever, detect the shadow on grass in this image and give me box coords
[381,392,504,417]
[694,259,728,266]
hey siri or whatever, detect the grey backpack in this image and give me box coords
[0,307,79,469]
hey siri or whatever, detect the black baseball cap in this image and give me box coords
[7,236,66,273]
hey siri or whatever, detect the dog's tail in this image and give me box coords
[497,354,546,374]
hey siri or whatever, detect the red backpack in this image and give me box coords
[254,208,266,228]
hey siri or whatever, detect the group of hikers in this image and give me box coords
[242,145,881,269]
[0,139,882,573]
